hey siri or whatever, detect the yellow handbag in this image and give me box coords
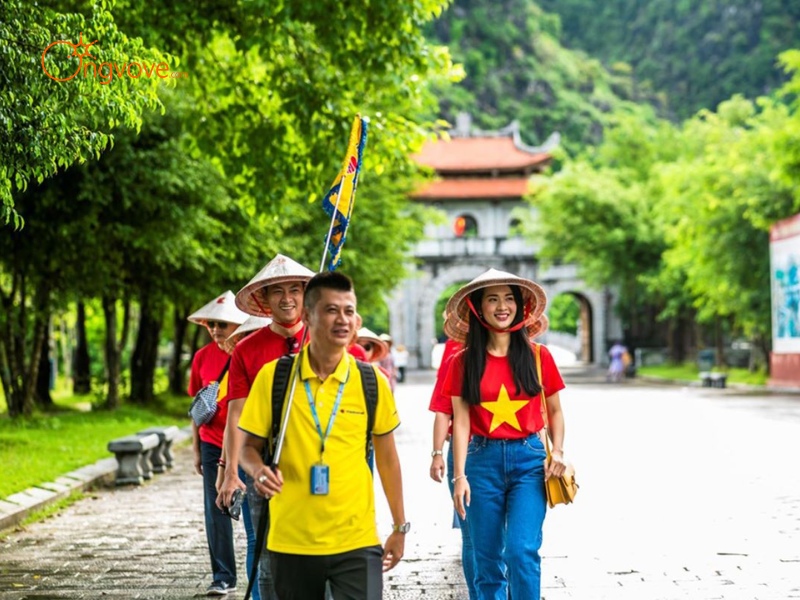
[534,344,579,508]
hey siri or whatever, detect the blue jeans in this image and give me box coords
[447,443,478,600]
[465,434,547,600]
[241,478,261,600]
[246,475,279,600]
[201,442,236,587]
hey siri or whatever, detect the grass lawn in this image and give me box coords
[637,363,769,386]
[0,390,190,500]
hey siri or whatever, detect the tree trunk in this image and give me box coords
[21,313,47,416]
[73,301,91,394]
[35,323,54,408]
[714,317,727,368]
[130,296,161,404]
[189,325,204,360]
[102,295,121,409]
[0,272,50,417]
[169,305,189,396]
[0,274,19,416]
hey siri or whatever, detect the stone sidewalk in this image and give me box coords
[0,439,469,599]
[2,372,800,599]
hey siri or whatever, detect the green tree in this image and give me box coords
[1,0,457,414]
[0,0,164,226]
[426,0,656,154]
[548,294,580,335]
[538,0,800,119]
[657,89,799,365]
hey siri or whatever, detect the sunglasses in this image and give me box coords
[207,321,232,329]
[363,342,374,351]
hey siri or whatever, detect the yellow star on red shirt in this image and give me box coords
[480,384,529,432]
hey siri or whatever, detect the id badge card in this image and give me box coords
[310,463,330,495]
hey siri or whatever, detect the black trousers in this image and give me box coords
[270,545,383,600]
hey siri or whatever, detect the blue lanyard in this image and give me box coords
[303,368,348,459]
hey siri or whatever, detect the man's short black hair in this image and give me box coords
[304,271,355,310]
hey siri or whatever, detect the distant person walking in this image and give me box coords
[444,269,566,600]
[378,333,397,391]
[394,344,409,383]
[187,291,251,596]
[607,341,629,383]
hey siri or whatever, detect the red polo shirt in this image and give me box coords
[228,325,306,401]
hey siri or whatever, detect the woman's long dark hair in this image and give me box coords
[461,285,541,405]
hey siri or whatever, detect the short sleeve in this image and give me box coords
[538,344,566,397]
[428,350,461,414]
[371,365,400,436]
[227,345,250,401]
[188,352,203,397]
[441,351,465,399]
[238,362,275,439]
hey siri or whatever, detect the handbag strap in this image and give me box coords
[533,343,552,459]
[215,357,232,383]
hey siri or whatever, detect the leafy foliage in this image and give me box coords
[1,0,457,413]
[529,53,800,364]
[426,0,656,153]
[548,294,580,335]
[0,0,165,226]
[538,0,800,119]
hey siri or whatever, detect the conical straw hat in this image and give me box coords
[356,327,390,363]
[235,254,315,317]
[188,291,249,326]
[223,315,272,353]
[227,316,272,341]
[443,268,547,344]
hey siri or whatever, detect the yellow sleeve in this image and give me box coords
[238,361,276,439]
[372,364,400,436]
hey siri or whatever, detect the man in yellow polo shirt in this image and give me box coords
[239,271,408,599]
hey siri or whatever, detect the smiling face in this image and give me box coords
[304,287,358,351]
[480,284,518,330]
[265,281,305,324]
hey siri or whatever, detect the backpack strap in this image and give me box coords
[355,359,379,462]
[268,355,295,463]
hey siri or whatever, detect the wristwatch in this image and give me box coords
[392,522,411,534]
[431,449,443,457]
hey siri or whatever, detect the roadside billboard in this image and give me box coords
[769,212,800,387]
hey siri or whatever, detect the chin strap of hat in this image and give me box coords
[466,297,530,335]
[272,316,303,328]
[251,289,303,329]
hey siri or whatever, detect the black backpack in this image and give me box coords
[268,354,379,463]
[244,355,380,600]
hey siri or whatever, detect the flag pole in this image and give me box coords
[271,117,365,470]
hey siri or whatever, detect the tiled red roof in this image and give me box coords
[414,137,550,173]
[413,178,531,200]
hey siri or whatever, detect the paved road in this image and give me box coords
[1,371,799,599]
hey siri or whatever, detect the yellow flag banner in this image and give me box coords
[321,115,368,271]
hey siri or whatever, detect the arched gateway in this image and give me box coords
[386,115,622,368]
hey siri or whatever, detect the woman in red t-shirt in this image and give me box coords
[187,291,250,597]
[444,269,567,600]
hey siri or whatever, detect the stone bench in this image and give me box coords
[699,371,728,388]
[136,426,180,473]
[107,433,160,485]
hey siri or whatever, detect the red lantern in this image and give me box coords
[454,216,466,237]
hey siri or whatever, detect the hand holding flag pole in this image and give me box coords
[271,115,368,470]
